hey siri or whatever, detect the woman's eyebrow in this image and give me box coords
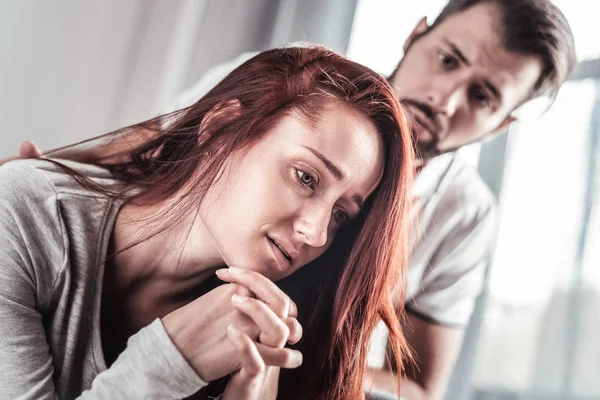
[302,145,364,210]
[302,146,344,180]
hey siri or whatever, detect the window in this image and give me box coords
[348,2,600,399]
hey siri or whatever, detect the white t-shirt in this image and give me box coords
[166,52,497,329]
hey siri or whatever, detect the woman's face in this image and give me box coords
[199,101,385,281]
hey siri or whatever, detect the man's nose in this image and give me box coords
[427,79,465,118]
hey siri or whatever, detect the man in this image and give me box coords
[3,0,576,398]
[366,1,574,398]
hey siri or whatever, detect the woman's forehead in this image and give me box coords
[260,102,386,194]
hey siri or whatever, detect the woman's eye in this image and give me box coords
[296,169,315,189]
[439,52,458,70]
[333,209,349,225]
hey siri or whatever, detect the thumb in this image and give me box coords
[222,325,265,400]
[19,141,43,158]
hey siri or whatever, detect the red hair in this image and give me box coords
[52,45,415,399]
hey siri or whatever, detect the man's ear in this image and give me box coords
[198,99,242,144]
[485,114,518,141]
[404,17,430,52]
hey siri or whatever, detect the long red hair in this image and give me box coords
[51,45,414,399]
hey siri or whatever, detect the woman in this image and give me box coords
[0,45,414,399]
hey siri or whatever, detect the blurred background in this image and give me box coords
[0,1,599,399]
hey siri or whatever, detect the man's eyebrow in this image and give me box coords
[483,81,502,103]
[444,39,470,66]
[444,39,502,103]
[303,146,365,210]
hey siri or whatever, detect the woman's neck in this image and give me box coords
[108,200,225,305]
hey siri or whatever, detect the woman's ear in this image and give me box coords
[198,99,242,144]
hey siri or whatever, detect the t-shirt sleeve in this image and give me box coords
[406,201,498,327]
[0,161,207,399]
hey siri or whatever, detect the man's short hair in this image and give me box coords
[432,0,576,102]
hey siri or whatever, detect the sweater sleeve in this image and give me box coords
[0,161,207,400]
[0,162,67,400]
[79,319,208,399]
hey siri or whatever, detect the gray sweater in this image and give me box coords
[0,159,207,399]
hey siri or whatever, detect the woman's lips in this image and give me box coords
[267,237,292,271]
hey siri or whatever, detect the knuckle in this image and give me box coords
[239,338,255,354]
[243,268,258,278]
[230,283,252,297]
[280,350,293,366]
[248,360,265,376]
[245,297,261,312]
[275,321,290,340]
[286,318,301,339]
[289,300,298,317]
[273,295,290,316]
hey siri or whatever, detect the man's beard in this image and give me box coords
[401,98,445,160]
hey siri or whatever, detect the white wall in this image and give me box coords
[0,0,361,159]
[0,0,153,157]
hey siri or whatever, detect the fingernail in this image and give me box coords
[232,294,247,304]
[228,266,244,274]
[294,320,303,336]
[227,324,240,337]
[215,268,229,276]
[291,351,303,367]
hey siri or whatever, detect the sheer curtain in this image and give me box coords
[472,78,600,399]
[347,1,600,399]
[470,0,600,396]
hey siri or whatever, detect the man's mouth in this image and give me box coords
[411,110,436,137]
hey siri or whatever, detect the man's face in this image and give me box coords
[390,2,543,159]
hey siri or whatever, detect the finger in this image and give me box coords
[281,317,303,345]
[223,326,265,400]
[227,325,265,378]
[232,295,290,348]
[221,370,263,400]
[290,300,298,318]
[256,342,303,369]
[216,267,297,318]
[19,141,43,158]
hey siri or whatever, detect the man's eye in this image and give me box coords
[296,169,315,189]
[439,52,458,70]
[471,87,491,108]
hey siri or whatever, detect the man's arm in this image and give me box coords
[366,312,464,400]
[402,312,465,400]
[367,181,498,400]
